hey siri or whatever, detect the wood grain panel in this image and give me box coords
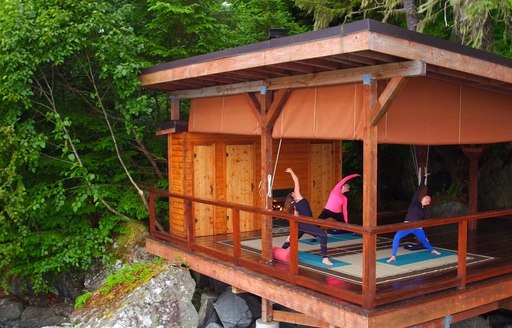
[193,145,215,237]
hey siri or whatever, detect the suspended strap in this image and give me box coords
[269,138,283,195]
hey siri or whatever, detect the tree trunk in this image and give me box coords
[403,0,419,31]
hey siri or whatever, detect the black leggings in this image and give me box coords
[298,223,328,257]
[318,208,343,222]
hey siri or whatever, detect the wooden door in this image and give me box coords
[193,145,215,237]
[310,143,334,217]
[226,144,255,233]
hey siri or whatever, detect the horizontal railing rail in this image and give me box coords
[147,188,512,308]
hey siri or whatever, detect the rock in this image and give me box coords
[20,306,69,328]
[205,323,223,328]
[72,265,198,328]
[111,219,149,263]
[0,298,24,320]
[213,288,252,328]
[198,292,219,328]
[450,315,487,327]
[54,272,85,301]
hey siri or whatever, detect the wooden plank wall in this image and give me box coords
[168,132,342,237]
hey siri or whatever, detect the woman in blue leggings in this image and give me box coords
[387,174,440,263]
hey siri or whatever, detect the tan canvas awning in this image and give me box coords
[189,77,512,144]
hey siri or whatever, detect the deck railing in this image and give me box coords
[148,188,512,309]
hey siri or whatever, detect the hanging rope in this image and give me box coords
[258,138,283,203]
[410,145,431,185]
[424,145,430,185]
[410,145,420,185]
[269,138,283,195]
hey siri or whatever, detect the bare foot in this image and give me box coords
[386,256,396,263]
[431,249,441,255]
[322,257,333,266]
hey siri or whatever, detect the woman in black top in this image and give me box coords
[281,168,332,266]
[387,174,440,263]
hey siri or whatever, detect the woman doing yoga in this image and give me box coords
[281,168,333,266]
[387,173,441,263]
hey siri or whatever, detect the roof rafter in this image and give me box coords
[168,60,426,99]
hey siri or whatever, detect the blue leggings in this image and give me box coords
[391,228,433,257]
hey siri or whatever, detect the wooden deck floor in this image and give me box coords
[192,216,512,293]
[147,215,512,327]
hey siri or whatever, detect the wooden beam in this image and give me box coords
[368,277,512,328]
[264,89,292,127]
[244,92,262,121]
[362,79,378,309]
[140,31,371,87]
[167,60,426,99]
[369,32,512,85]
[369,76,408,126]
[273,310,332,327]
[231,286,246,294]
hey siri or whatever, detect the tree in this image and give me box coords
[0,0,314,293]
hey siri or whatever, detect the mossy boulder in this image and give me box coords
[112,219,149,262]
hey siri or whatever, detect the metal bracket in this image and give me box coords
[443,314,452,328]
[362,74,373,85]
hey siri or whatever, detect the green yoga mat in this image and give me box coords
[298,251,350,269]
[377,249,455,266]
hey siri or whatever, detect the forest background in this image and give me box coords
[1,0,511,294]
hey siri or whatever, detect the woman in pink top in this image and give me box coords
[319,173,360,225]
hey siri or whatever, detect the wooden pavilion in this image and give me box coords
[139,19,512,327]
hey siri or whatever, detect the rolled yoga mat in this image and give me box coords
[272,247,290,262]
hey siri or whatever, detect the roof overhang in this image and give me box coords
[139,19,512,98]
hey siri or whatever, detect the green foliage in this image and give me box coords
[74,291,93,309]
[0,0,315,294]
[74,258,165,309]
[0,0,165,293]
[294,0,362,29]
[223,0,310,44]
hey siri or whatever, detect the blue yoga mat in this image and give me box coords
[377,249,455,266]
[299,233,361,245]
[298,251,350,269]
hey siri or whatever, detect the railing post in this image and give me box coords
[184,199,194,248]
[362,233,377,308]
[233,209,241,266]
[148,190,156,236]
[289,220,299,277]
[457,220,468,289]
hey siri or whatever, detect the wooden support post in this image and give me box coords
[261,298,273,322]
[169,95,180,121]
[362,77,378,309]
[260,91,274,263]
[247,89,291,264]
[462,146,484,231]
